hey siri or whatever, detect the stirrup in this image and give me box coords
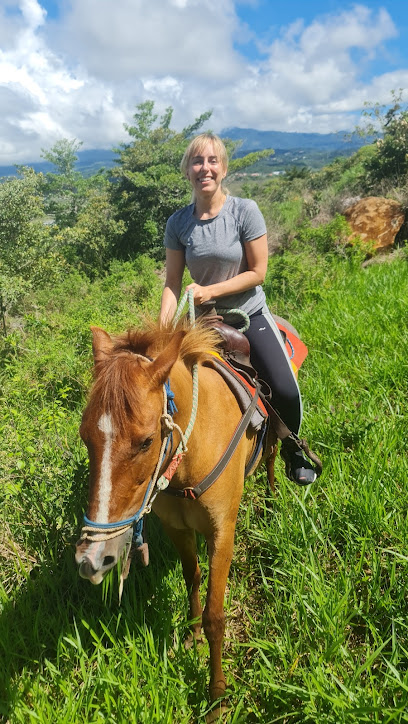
[281,439,321,486]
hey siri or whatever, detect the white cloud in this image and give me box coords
[47,0,244,82]
[207,4,400,132]
[0,1,405,164]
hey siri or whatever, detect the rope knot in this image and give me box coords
[161,412,175,432]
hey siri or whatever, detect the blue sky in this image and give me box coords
[236,1,408,70]
[1,1,408,164]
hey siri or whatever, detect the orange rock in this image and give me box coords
[343,196,405,253]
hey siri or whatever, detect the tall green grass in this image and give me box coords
[1,252,407,722]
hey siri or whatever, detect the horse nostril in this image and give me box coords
[79,558,97,579]
[103,555,115,567]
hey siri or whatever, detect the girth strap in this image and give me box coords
[164,382,260,501]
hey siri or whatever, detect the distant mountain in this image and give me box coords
[0,149,117,178]
[0,129,371,179]
[221,127,367,155]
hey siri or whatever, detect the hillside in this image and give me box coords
[1,251,407,722]
[0,129,371,179]
[222,127,367,153]
[0,149,118,179]
[1,98,408,722]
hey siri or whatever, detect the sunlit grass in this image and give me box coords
[1,256,408,722]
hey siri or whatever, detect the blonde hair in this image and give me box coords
[180,133,229,200]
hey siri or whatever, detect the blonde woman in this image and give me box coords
[160,133,316,484]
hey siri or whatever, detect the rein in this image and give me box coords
[78,381,189,543]
[78,291,251,546]
[78,293,200,545]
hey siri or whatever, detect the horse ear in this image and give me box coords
[90,326,113,363]
[149,330,186,388]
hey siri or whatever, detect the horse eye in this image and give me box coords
[140,438,153,452]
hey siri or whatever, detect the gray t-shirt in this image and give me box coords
[164,195,267,318]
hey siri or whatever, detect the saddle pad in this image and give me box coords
[204,353,267,431]
[274,317,308,375]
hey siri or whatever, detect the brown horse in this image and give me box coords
[75,320,277,716]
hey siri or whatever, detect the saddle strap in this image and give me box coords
[263,398,323,476]
[164,382,260,500]
[221,355,322,475]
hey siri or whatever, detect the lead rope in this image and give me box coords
[82,292,249,597]
[80,293,200,545]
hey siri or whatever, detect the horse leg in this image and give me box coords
[266,442,278,494]
[162,524,202,643]
[203,523,236,708]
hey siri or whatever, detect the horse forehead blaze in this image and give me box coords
[81,354,162,437]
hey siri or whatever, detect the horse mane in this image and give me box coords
[112,317,220,363]
[87,319,221,431]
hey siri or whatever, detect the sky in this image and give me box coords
[1,0,408,164]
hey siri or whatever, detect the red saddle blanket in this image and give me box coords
[204,353,268,431]
[273,316,308,376]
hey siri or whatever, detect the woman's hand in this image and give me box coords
[185,283,215,305]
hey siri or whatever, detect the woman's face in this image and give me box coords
[187,142,226,197]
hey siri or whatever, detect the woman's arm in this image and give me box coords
[159,248,186,325]
[185,233,268,305]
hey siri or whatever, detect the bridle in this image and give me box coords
[77,291,248,547]
[77,325,200,547]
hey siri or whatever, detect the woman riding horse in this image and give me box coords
[160,132,316,485]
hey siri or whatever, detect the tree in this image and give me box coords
[0,168,65,309]
[356,90,408,189]
[57,189,125,278]
[41,138,82,176]
[41,138,107,229]
[39,138,122,276]
[111,101,274,260]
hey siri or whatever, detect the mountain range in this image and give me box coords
[0,128,369,178]
[222,127,365,154]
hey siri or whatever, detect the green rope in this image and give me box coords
[147,292,250,497]
[172,289,195,327]
[157,291,249,482]
[153,290,199,493]
[217,307,250,333]
[174,289,198,444]
[173,290,250,333]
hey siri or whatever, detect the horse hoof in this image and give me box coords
[184,632,203,650]
[205,703,229,723]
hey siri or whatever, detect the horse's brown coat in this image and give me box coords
[77,320,277,715]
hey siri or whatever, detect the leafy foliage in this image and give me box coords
[41,138,89,228]
[357,90,408,190]
[56,189,125,277]
[297,214,353,255]
[0,168,65,309]
[110,102,208,260]
[40,139,123,275]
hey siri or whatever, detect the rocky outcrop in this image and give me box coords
[344,196,405,253]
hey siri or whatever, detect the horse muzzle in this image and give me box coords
[75,528,132,584]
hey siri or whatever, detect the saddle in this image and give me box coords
[199,306,322,476]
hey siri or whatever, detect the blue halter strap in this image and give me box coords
[81,378,176,539]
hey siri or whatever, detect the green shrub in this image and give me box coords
[297,214,351,254]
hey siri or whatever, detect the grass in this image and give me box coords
[1,252,408,722]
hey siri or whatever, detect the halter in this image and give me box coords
[77,379,191,544]
[78,290,247,546]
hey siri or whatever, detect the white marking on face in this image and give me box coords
[96,413,115,523]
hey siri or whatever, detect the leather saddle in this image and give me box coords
[198,304,322,476]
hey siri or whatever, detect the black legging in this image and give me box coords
[243,308,302,434]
